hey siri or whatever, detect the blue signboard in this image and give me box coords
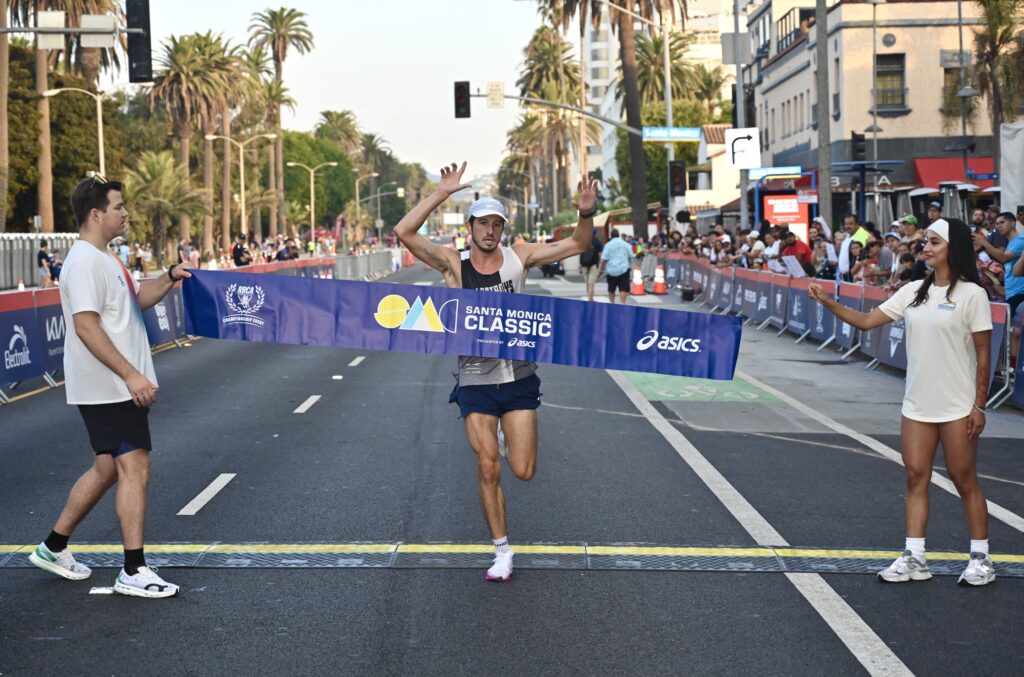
[749,166,802,180]
[642,127,702,142]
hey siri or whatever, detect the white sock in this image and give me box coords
[970,539,989,556]
[905,537,926,560]
[493,536,510,554]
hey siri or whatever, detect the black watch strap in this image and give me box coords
[578,209,597,219]
[168,265,178,282]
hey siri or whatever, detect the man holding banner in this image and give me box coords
[394,162,598,582]
[27,176,191,599]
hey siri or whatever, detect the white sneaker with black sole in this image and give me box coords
[877,550,932,583]
[486,551,514,582]
[113,566,179,598]
[27,543,91,580]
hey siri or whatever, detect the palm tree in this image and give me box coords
[249,7,314,244]
[554,1,687,232]
[616,31,696,107]
[0,2,10,232]
[150,34,225,249]
[691,63,729,117]
[973,0,1024,168]
[517,25,580,104]
[359,132,391,173]
[123,150,206,267]
[315,109,360,156]
[261,78,294,238]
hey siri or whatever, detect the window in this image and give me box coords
[771,108,776,144]
[875,54,906,109]
[590,67,609,80]
[941,67,961,114]
[799,93,804,130]
[591,49,606,61]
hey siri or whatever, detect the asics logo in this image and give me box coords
[636,330,701,353]
[507,337,536,348]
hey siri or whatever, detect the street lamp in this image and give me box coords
[286,161,338,240]
[866,0,885,188]
[43,82,152,176]
[204,132,276,237]
[955,0,980,181]
[375,181,398,243]
[354,172,379,248]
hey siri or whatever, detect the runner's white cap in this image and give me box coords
[468,198,507,221]
[927,218,949,243]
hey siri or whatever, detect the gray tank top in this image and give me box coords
[458,247,538,386]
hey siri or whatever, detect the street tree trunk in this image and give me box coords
[0,1,10,232]
[815,0,833,227]
[202,117,215,257]
[177,122,192,244]
[987,53,1003,170]
[35,1,54,232]
[220,105,232,251]
[267,142,277,238]
[618,10,647,235]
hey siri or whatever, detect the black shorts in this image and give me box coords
[77,401,152,456]
[607,272,629,293]
[449,373,542,418]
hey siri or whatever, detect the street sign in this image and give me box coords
[487,82,504,109]
[724,127,761,169]
[748,165,801,180]
[721,33,752,65]
[527,202,539,209]
[797,189,818,204]
[38,11,65,50]
[642,127,702,142]
[967,169,999,180]
[396,187,405,198]
[80,14,117,49]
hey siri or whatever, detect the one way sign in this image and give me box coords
[725,127,762,170]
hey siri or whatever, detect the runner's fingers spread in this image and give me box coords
[458,160,467,176]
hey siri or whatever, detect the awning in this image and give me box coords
[913,157,996,189]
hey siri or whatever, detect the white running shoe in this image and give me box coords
[27,542,91,581]
[497,422,508,458]
[486,551,514,582]
[113,566,179,598]
[877,550,932,583]
[958,553,996,587]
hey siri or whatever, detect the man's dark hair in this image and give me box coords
[843,213,858,223]
[71,177,123,227]
[39,240,48,248]
[611,229,620,238]
[998,211,1016,223]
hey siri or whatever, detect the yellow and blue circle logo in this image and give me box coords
[373,294,458,333]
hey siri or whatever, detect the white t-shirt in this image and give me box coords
[879,279,992,422]
[59,240,157,405]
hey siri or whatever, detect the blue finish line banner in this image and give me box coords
[183,271,743,380]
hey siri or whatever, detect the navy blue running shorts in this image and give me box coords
[449,373,542,418]
[77,401,152,456]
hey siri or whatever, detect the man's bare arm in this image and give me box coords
[393,162,469,277]
[516,177,599,269]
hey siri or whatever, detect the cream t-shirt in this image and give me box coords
[59,240,157,405]
[879,279,992,422]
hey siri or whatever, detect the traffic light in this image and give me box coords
[454,81,471,118]
[126,0,152,83]
[851,131,866,162]
[669,160,686,196]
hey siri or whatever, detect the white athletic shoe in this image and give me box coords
[877,550,932,583]
[27,542,91,581]
[113,566,179,598]
[497,423,508,458]
[957,553,996,587]
[486,551,514,582]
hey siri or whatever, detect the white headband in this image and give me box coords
[926,219,949,243]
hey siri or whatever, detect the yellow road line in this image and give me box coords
[587,546,776,557]
[207,543,397,554]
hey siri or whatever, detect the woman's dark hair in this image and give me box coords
[908,218,981,308]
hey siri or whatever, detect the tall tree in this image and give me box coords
[616,31,696,107]
[261,78,294,238]
[150,34,223,254]
[315,109,360,156]
[691,63,729,117]
[249,7,314,243]
[0,0,9,232]
[973,0,1024,168]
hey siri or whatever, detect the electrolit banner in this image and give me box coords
[182,271,743,381]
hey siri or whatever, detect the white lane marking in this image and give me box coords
[737,370,1024,535]
[177,473,236,516]
[348,356,366,367]
[332,375,344,381]
[413,281,433,286]
[293,395,321,414]
[608,370,911,677]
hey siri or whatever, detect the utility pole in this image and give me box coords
[733,0,749,230]
[814,0,833,225]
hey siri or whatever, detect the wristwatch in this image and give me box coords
[167,265,180,282]
[578,208,597,219]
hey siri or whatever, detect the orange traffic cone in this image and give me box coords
[630,266,645,295]
[17,278,26,291]
[652,265,667,294]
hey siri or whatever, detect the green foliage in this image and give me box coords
[281,130,355,228]
[123,150,207,265]
[615,100,709,205]
[6,43,42,231]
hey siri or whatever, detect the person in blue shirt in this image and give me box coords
[599,229,633,303]
[1000,212,1024,366]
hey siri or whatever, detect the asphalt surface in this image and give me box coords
[1,264,1023,676]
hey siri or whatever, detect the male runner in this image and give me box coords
[395,162,597,581]
[27,176,190,598]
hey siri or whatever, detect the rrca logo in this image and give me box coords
[4,324,31,369]
[223,284,266,327]
[375,294,458,333]
[636,329,701,352]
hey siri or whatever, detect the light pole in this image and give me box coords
[865,0,885,190]
[375,181,398,243]
[205,133,276,238]
[354,171,379,248]
[43,82,151,176]
[286,161,338,240]
[955,0,980,181]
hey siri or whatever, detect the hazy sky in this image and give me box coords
[133,0,553,181]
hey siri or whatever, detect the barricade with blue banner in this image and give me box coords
[876,317,908,370]
[717,268,734,311]
[33,288,66,373]
[1015,330,1024,405]
[807,279,837,345]
[705,267,721,307]
[0,291,46,384]
[182,270,744,380]
[769,274,788,331]
[989,303,1008,391]
[665,255,681,287]
[737,268,758,319]
[142,285,181,346]
[753,271,772,324]
[785,278,810,337]
[858,285,889,362]
[834,283,863,351]
[731,271,745,316]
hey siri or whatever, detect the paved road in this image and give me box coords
[1,265,1022,676]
